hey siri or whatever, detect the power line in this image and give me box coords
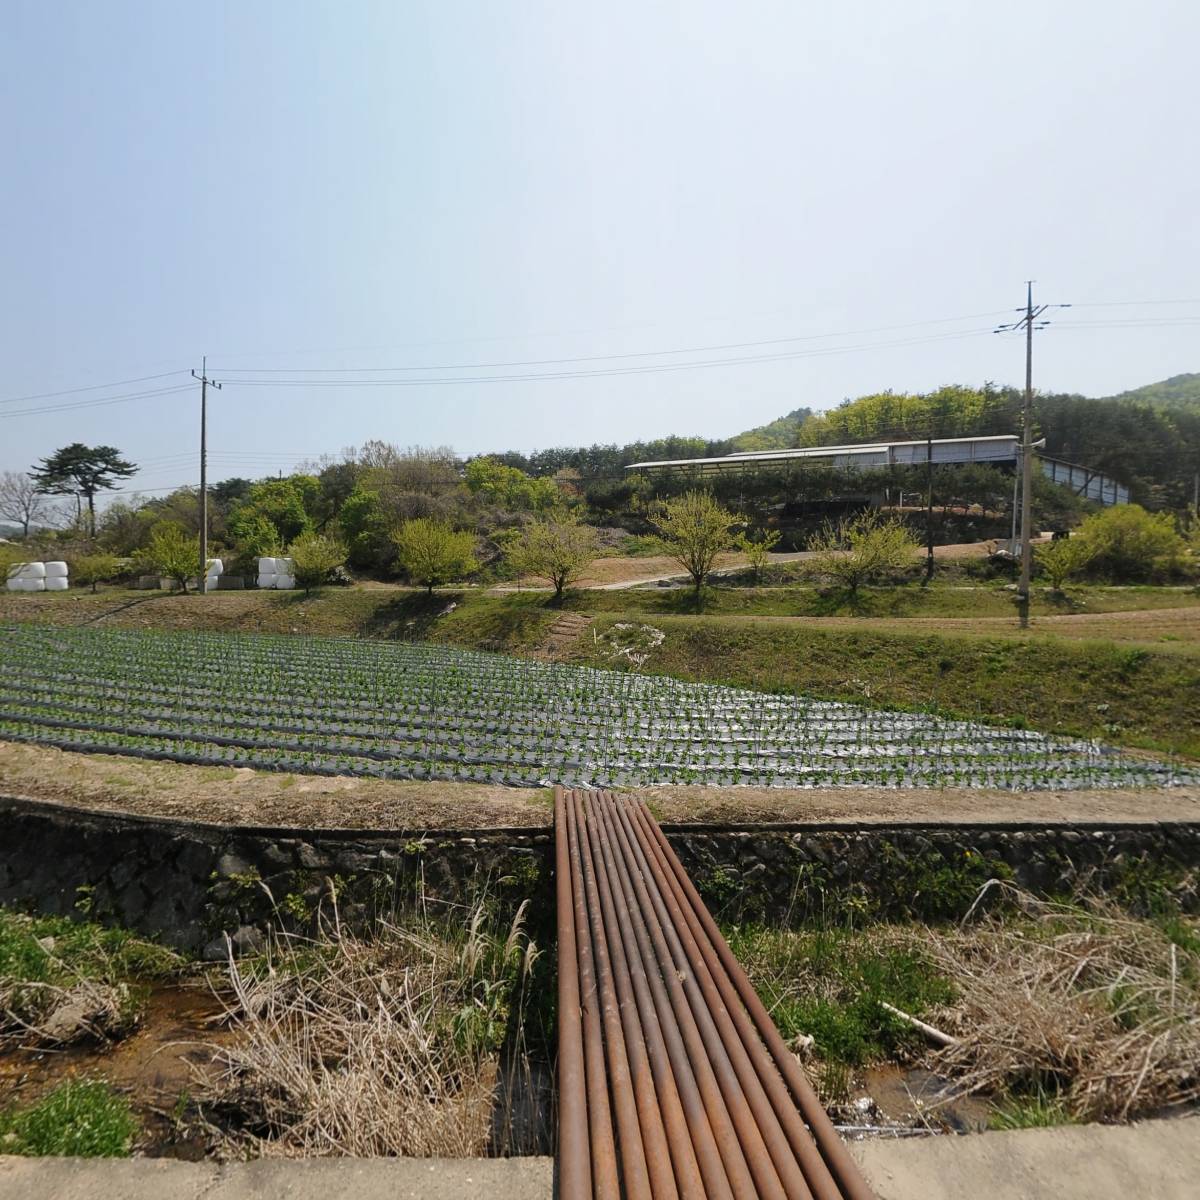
[211,310,1011,374]
[217,328,997,388]
[0,384,195,420]
[0,370,189,407]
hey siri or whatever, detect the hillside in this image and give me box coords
[1105,372,1200,410]
[727,376,1200,510]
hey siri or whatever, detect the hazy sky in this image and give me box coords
[3,0,1197,497]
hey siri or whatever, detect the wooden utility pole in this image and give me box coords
[191,357,221,595]
[995,285,1068,628]
[924,433,935,584]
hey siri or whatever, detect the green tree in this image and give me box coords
[227,477,319,546]
[392,518,478,593]
[70,553,121,594]
[807,510,919,595]
[1035,537,1096,592]
[287,531,347,595]
[30,444,137,536]
[338,487,390,570]
[505,514,599,603]
[143,521,199,591]
[651,491,737,604]
[736,527,782,584]
[230,512,280,558]
[464,457,560,512]
[1072,504,1186,582]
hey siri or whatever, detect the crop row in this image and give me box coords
[0,623,1193,791]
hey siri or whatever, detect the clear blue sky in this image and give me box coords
[3,0,1197,497]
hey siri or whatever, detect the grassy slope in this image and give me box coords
[2,585,1196,756]
[576,614,1200,757]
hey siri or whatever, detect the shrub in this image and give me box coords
[70,552,121,594]
[142,521,199,591]
[1035,536,1095,592]
[1074,505,1186,582]
[807,510,919,594]
[505,514,598,602]
[737,528,782,584]
[392,519,478,593]
[287,532,348,595]
[651,491,737,604]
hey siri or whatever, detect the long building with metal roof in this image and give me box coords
[625,434,1129,504]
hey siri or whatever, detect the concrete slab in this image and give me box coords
[851,1117,1200,1200]
[2,1119,1197,1199]
[0,1155,555,1200]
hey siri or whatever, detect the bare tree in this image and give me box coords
[0,471,47,538]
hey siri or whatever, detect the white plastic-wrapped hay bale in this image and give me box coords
[44,576,69,591]
[5,576,25,592]
[18,562,46,579]
[205,558,224,577]
[274,574,296,590]
[22,578,45,592]
[43,561,69,579]
[257,557,277,574]
[257,573,277,590]
[275,556,293,576]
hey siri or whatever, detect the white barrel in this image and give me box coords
[205,558,224,577]
[43,561,69,579]
[18,562,46,579]
[274,575,296,590]
[257,557,277,573]
[44,576,69,591]
[256,574,277,589]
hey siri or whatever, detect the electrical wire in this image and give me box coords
[0,384,196,420]
[210,310,1011,374]
[0,370,189,407]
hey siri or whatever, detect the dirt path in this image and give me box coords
[3,741,1196,831]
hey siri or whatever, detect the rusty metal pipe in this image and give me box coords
[596,794,795,1200]
[564,792,620,1200]
[610,797,816,1200]
[635,798,877,1200]
[554,788,591,1200]
[585,793,766,1200]
[576,793,703,1198]
[624,796,846,1200]
[583,792,736,1200]
[569,791,656,1199]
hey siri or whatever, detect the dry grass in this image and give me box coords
[196,898,542,1158]
[919,883,1200,1122]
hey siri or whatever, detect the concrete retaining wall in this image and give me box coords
[0,794,1196,954]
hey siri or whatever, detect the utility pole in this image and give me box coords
[191,357,221,595]
[995,285,1068,628]
[923,433,935,584]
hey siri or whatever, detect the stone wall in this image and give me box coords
[0,795,552,956]
[1,795,1196,954]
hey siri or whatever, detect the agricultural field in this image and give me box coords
[0,624,1194,792]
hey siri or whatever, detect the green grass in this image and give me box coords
[989,1084,1077,1130]
[0,1079,138,1157]
[579,614,1200,757]
[726,924,955,1067]
[0,908,181,1031]
[565,582,1200,620]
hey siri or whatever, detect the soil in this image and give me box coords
[3,740,1198,830]
[0,741,551,830]
[0,981,229,1159]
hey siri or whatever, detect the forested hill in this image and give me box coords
[1104,372,1200,410]
[731,378,1198,510]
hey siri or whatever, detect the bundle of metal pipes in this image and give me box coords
[555,787,876,1200]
